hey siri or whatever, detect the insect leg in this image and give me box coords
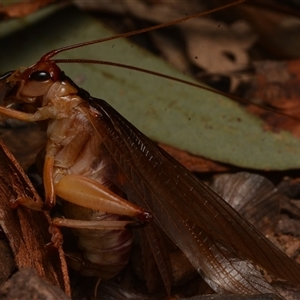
[52,218,137,230]
[43,155,56,210]
[0,106,48,122]
[55,174,152,222]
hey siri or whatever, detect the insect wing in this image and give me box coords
[88,97,300,287]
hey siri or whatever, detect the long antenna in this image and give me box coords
[41,0,246,61]
[53,58,300,123]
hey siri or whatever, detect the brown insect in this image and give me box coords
[0,0,299,298]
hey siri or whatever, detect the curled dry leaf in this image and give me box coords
[211,172,281,234]
[0,140,70,296]
[211,172,300,297]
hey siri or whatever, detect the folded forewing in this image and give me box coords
[89,98,300,288]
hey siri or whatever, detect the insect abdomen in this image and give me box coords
[62,201,133,279]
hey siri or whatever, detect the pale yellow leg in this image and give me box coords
[43,155,56,209]
[52,218,135,230]
[0,106,47,121]
[12,154,56,210]
[55,174,151,221]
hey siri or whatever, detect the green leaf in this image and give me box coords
[1,4,300,170]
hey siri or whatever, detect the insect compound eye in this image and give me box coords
[29,71,51,82]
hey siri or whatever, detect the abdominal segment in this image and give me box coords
[61,201,133,279]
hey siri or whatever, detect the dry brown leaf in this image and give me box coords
[251,60,300,113]
[159,143,230,173]
[0,140,70,296]
[247,59,300,137]
[0,0,56,19]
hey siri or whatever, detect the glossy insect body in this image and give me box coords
[0,63,150,280]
